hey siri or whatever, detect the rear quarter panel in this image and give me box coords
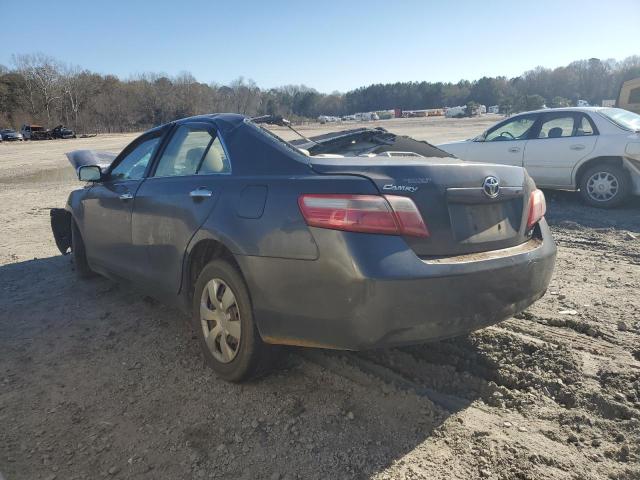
[195,174,380,260]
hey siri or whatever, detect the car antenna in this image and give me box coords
[251,115,320,147]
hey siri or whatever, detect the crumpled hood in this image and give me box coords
[65,150,117,170]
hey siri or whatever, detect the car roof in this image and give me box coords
[518,106,607,115]
[137,113,247,139]
[174,113,246,126]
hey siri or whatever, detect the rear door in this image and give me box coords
[523,112,598,187]
[81,130,164,277]
[132,121,231,293]
[459,114,538,166]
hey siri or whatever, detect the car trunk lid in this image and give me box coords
[309,155,533,257]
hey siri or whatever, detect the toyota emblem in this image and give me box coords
[482,176,500,198]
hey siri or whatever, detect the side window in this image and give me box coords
[198,137,231,174]
[485,117,536,142]
[154,125,212,177]
[110,135,162,181]
[575,115,595,136]
[537,116,574,139]
[629,87,640,104]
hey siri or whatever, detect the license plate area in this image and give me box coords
[448,201,521,244]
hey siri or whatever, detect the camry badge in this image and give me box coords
[482,176,500,198]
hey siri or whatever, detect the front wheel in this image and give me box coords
[192,259,275,382]
[579,164,630,208]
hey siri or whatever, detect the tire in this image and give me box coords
[192,259,274,382]
[579,163,630,208]
[71,220,94,278]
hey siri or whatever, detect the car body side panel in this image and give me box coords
[457,139,527,166]
[132,175,223,293]
[80,179,143,277]
[192,174,380,259]
[524,135,598,187]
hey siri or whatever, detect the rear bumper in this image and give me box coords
[238,220,556,350]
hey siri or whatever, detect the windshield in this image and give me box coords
[599,108,640,131]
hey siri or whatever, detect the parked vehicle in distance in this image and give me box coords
[20,124,51,140]
[50,113,556,382]
[445,106,467,118]
[0,128,23,141]
[51,125,77,139]
[438,107,640,208]
[317,115,341,124]
[618,77,640,114]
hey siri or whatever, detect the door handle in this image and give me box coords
[190,187,213,198]
[508,147,521,153]
[570,144,585,150]
[119,192,133,200]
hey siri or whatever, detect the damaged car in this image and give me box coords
[51,114,556,382]
[51,125,77,139]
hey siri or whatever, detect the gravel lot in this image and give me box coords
[1,117,639,480]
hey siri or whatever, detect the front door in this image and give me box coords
[132,122,232,294]
[463,114,538,167]
[81,132,163,277]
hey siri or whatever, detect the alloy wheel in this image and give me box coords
[200,278,242,363]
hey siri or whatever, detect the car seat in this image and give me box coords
[548,127,563,138]
[185,147,205,173]
[200,140,228,173]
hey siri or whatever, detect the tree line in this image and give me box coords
[1,53,639,133]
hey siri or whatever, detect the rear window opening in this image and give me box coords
[248,116,451,159]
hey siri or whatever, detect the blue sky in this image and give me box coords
[1,0,638,92]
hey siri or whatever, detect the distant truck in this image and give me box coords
[20,124,51,140]
[618,77,640,114]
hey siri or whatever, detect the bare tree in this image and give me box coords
[12,53,61,123]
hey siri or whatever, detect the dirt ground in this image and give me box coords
[1,116,639,480]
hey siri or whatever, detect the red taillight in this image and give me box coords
[298,194,429,237]
[384,195,430,237]
[527,189,546,230]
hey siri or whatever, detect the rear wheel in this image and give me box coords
[71,220,94,278]
[579,163,630,208]
[192,259,274,382]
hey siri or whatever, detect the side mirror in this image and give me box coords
[78,165,102,182]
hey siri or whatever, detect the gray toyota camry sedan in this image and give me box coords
[51,114,556,382]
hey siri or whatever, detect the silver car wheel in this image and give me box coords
[200,278,242,363]
[586,171,619,202]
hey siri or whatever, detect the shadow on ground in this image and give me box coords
[0,255,492,479]
[544,190,640,232]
